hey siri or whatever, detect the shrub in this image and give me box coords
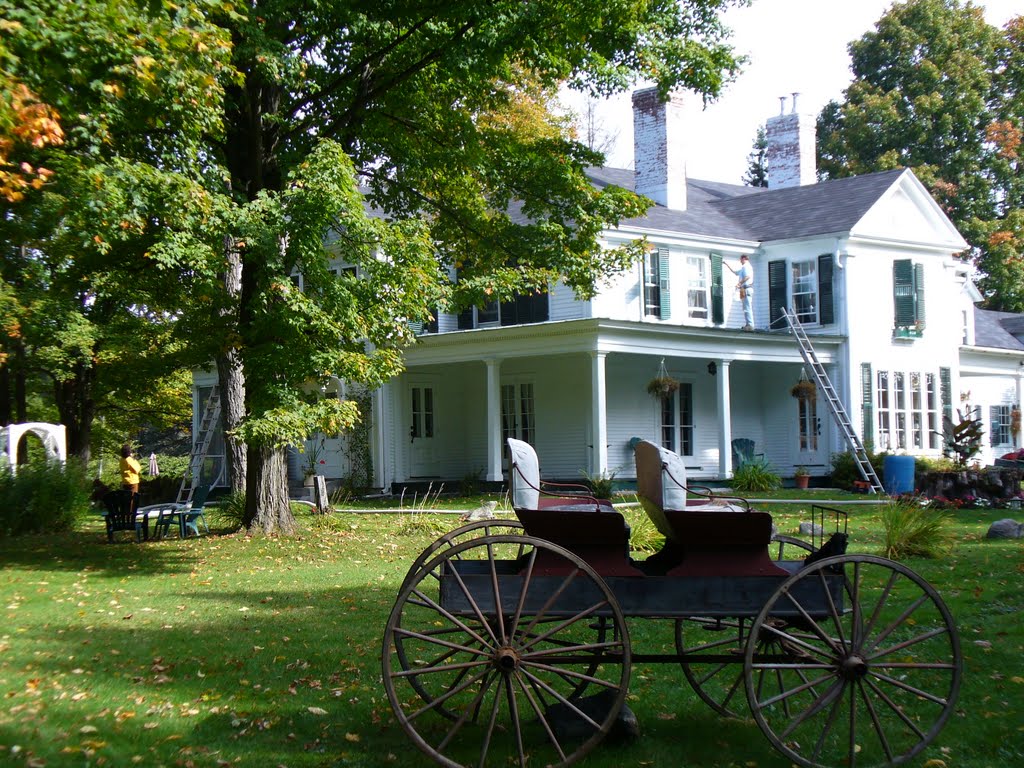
[209,491,247,531]
[731,456,781,493]
[581,468,618,500]
[881,498,954,560]
[0,460,91,537]
[830,450,886,490]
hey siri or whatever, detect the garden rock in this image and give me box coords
[799,522,823,537]
[545,688,639,743]
[985,519,1023,539]
[462,500,498,522]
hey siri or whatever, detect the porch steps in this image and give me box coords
[782,308,885,494]
[176,387,223,504]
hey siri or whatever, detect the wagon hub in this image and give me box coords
[493,646,520,673]
[839,654,869,681]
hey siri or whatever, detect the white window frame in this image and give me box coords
[643,250,662,318]
[686,256,709,320]
[791,260,818,325]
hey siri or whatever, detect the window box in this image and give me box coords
[893,325,924,339]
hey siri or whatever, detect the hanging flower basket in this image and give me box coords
[647,375,680,398]
[790,379,817,400]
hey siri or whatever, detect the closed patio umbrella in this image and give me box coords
[148,452,159,477]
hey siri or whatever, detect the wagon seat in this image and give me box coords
[507,438,642,576]
[633,440,786,577]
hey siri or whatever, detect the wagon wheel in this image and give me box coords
[383,534,631,768]
[395,521,548,721]
[400,518,526,592]
[675,537,815,718]
[771,533,817,559]
[744,555,962,768]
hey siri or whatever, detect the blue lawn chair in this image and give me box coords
[157,485,212,538]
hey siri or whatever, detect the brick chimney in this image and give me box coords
[632,88,687,210]
[765,93,816,189]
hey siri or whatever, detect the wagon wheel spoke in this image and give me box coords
[858,678,894,764]
[513,668,569,763]
[745,555,961,768]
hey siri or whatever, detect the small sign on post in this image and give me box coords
[314,475,330,515]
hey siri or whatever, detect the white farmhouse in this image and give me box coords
[193,90,1024,492]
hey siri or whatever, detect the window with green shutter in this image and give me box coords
[658,247,671,320]
[861,363,874,450]
[939,367,952,429]
[768,260,787,329]
[893,259,924,337]
[710,252,723,324]
[643,248,667,318]
[818,254,835,325]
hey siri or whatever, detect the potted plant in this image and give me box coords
[794,465,810,490]
[646,375,679,398]
[790,379,816,401]
[302,437,326,487]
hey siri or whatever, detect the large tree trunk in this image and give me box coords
[217,236,247,494]
[54,362,95,462]
[242,442,295,535]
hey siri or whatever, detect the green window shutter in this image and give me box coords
[768,260,787,329]
[990,406,1000,446]
[914,262,925,327]
[893,259,916,326]
[710,252,723,324]
[658,247,671,321]
[939,367,952,425]
[818,254,835,326]
[861,363,874,450]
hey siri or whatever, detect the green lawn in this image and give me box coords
[0,504,1020,767]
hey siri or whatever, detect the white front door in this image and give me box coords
[409,383,439,476]
[797,395,824,466]
[501,380,536,449]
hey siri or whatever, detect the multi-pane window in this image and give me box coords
[660,382,694,456]
[876,370,944,452]
[877,371,891,450]
[926,373,940,449]
[686,256,709,319]
[991,405,1012,446]
[643,249,662,318]
[792,260,818,324]
[911,373,923,449]
[894,372,907,449]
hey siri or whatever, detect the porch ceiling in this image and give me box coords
[402,318,843,366]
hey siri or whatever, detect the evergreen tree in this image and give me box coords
[743,124,768,187]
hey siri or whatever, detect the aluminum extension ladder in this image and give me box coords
[781,308,885,494]
[176,388,223,504]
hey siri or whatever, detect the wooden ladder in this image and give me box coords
[176,388,223,504]
[782,308,885,494]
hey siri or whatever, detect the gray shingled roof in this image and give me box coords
[973,307,1024,351]
[586,166,908,243]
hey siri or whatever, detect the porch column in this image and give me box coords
[485,359,503,482]
[373,382,390,491]
[717,359,733,478]
[590,352,608,475]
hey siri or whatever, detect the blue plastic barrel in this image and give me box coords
[883,455,916,495]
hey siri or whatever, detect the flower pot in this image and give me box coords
[794,474,810,490]
[303,474,315,487]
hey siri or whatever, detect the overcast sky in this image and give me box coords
[563,0,1021,185]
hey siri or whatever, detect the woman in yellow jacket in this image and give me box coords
[120,444,141,493]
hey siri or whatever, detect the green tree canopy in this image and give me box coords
[816,0,1024,309]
